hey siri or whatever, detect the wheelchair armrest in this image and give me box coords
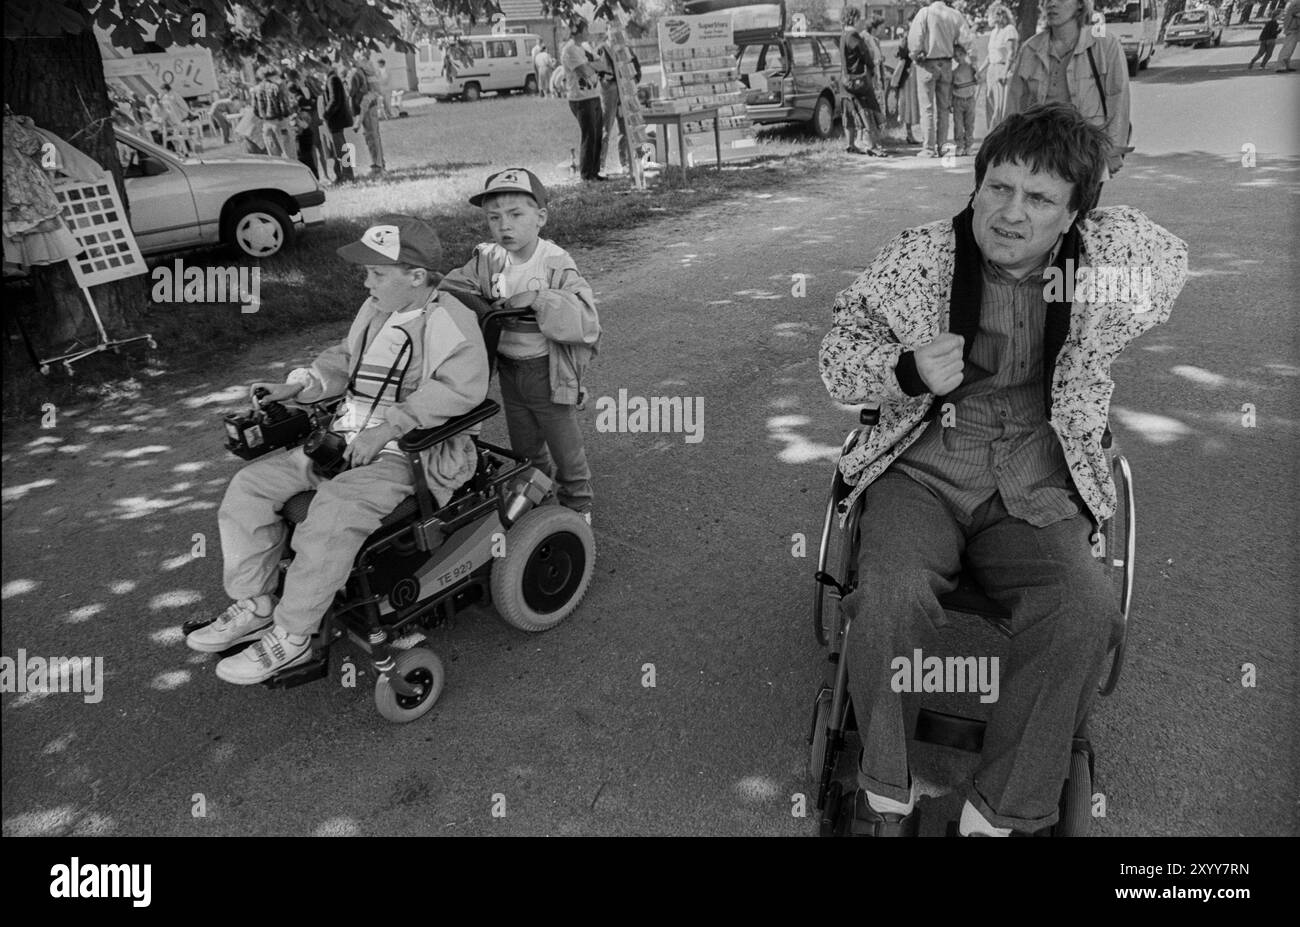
[859,406,880,427]
[398,399,499,453]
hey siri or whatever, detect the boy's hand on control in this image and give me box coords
[250,382,303,406]
[344,424,396,467]
[913,333,965,395]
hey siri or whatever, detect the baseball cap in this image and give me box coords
[336,215,443,269]
[468,168,548,208]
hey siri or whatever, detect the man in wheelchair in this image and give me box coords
[187,215,489,685]
[818,104,1187,836]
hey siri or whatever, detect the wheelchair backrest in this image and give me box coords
[437,286,535,379]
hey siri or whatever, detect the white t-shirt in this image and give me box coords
[493,240,559,359]
[334,304,423,451]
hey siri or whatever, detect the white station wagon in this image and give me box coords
[114,129,326,259]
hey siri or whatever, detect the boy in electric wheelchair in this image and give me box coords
[187,215,489,685]
[818,104,1187,836]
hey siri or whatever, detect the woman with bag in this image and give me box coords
[889,20,922,147]
[840,6,888,156]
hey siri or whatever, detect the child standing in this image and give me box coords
[951,45,979,157]
[1248,15,1281,69]
[442,168,600,519]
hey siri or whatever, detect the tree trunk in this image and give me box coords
[1017,0,1041,41]
[3,3,149,357]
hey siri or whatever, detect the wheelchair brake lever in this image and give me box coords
[814,571,851,599]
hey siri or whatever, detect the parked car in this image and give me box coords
[1097,0,1165,76]
[113,129,325,259]
[1164,6,1224,48]
[738,31,845,138]
[416,33,541,101]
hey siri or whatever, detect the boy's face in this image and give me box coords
[484,193,547,256]
[362,264,428,312]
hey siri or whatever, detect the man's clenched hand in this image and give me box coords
[913,333,965,395]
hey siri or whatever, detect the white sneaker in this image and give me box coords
[186,596,276,653]
[214,626,311,685]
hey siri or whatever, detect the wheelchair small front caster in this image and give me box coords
[374,647,445,723]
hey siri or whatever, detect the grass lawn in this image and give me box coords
[3,93,857,421]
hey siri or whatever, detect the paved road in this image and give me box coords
[2,34,1296,836]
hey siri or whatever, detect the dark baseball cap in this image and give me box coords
[468,168,548,208]
[336,215,442,269]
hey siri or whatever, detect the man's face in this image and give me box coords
[973,159,1078,278]
[485,194,547,256]
[362,264,425,312]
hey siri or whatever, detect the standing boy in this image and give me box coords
[950,44,978,156]
[441,169,601,518]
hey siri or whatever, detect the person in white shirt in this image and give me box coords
[908,0,976,156]
[983,3,1019,127]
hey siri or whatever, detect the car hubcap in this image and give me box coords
[818,105,831,135]
[521,531,585,613]
[237,214,282,256]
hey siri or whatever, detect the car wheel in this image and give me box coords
[524,74,538,94]
[463,82,482,102]
[1127,56,1139,77]
[226,199,293,259]
[809,94,835,139]
[1214,33,1222,47]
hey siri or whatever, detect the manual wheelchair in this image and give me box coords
[185,295,595,723]
[807,406,1135,836]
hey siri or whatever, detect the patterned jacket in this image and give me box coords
[819,205,1188,525]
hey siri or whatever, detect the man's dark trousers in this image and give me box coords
[570,97,604,179]
[842,470,1115,833]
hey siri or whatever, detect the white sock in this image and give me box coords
[959,800,1011,837]
[866,783,915,816]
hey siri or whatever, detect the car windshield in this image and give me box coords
[1099,1,1141,23]
[1173,11,1208,23]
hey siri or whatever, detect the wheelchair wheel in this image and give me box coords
[807,685,832,784]
[374,647,445,723]
[813,430,860,646]
[1053,750,1092,837]
[492,505,595,632]
[1100,455,1135,696]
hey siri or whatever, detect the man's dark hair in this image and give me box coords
[975,103,1111,219]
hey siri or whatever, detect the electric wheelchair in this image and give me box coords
[807,406,1135,836]
[185,294,595,723]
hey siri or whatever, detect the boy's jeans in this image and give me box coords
[842,471,1114,832]
[219,448,414,635]
[951,94,975,150]
[498,355,593,512]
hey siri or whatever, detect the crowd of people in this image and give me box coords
[838,0,1131,176]
[109,50,402,183]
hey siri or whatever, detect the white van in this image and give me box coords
[416,33,541,101]
[1096,0,1165,76]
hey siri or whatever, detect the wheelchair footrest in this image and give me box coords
[915,708,985,753]
[261,652,330,689]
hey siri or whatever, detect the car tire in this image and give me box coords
[226,198,293,259]
[1127,56,1139,77]
[1214,34,1222,47]
[809,94,835,139]
[524,74,538,94]
[463,82,482,102]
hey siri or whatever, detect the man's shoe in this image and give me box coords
[186,597,275,652]
[848,789,920,836]
[214,627,311,685]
